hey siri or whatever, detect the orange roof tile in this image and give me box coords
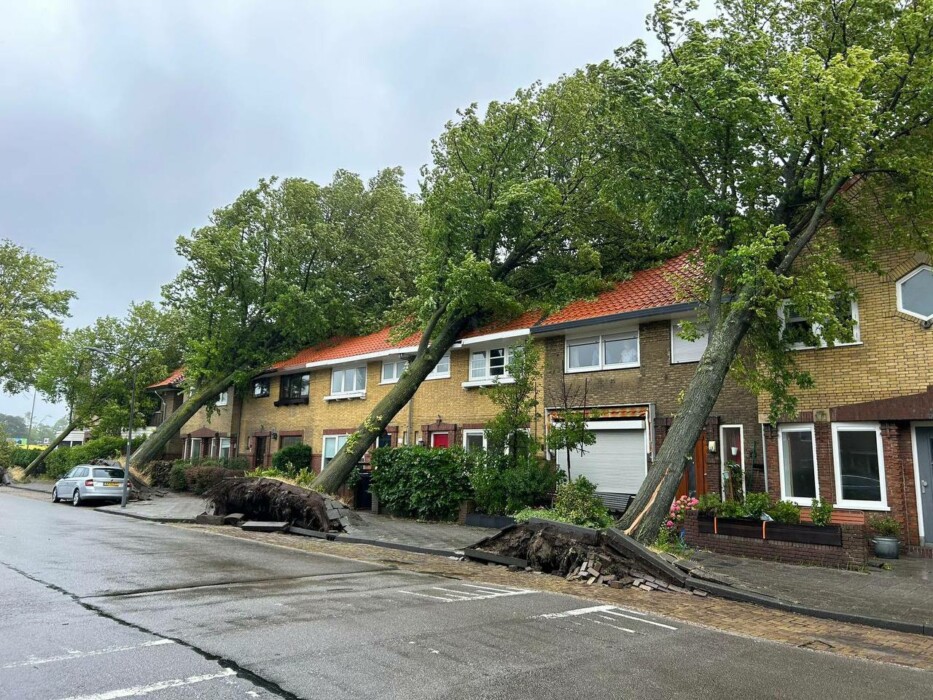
[147,367,184,390]
[271,326,422,371]
[534,253,700,329]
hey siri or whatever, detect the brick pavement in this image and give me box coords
[178,524,933,671]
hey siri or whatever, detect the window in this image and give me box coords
[896,265,933,321]
[218,437,231,459]
[832,423,887,510]
[469,347,514,382]
[779,298,860,349]
[279,435,302,449]
[330,366,367,397]
[463,430,487,452]
[777,425,818,505]
[93,468,124,479]
[382,359,408,384]
[720,425,745,500]
[216,391,229,407]
[189,438,202,460]
[565,331,639,372]
[279,373,310,404]
[323,435,348,468]
[426,353,451,379]
[671,320,710,364]
[377,432,393,448]
[253,379,270,398]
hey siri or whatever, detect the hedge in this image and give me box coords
[369,446,473,521]
[44,436,145,480]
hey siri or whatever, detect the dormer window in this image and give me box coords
[896,265,933,321]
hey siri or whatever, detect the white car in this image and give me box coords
[52,465,126,506]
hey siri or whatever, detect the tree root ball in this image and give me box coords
[205,477,336,531]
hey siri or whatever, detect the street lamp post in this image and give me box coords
[85,347,144,508]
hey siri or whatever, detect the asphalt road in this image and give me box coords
[0,491,929,700]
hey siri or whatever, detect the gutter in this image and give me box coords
[530,302,700,335]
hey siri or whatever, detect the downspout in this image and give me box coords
[407,395,415,446]
[760,423,769,493]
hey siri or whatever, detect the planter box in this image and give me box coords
[465,512,516,529]
[697,515,842,546]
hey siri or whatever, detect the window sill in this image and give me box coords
[324,391,367,402]
[834,502,890,512]
[781,497,818,507]
[425,374,451,381]
[379,379,399,386]
[462,377,515,388]
[790,341,863,351]
[274,397,309,407]
[565,364,639,374]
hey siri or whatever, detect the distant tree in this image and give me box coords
[0,239,74,394]
[131,170,421,469]
[482,341,542,467]
[545,375,597,483]
[0,414,28,440]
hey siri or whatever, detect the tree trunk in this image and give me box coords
[24,420,80,476]
[313,316,470,494]
[618,306,752,543]
[130,372,237,472]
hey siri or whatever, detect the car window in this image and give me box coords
[75,467,89,478]
[93,468,125,479]
[63,468,76,479]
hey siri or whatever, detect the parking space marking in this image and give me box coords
[2,639,174,669]
[537,604,678,633]
[397,582,535,603]
[54,668,237,700]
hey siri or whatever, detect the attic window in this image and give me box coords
[896,265,933,321]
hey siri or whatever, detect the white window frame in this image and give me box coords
[463,347,516,387]
[327,365,367,400]
[670,319,709,364]
[189,437,202,461]
[831,422,889,511]
[381,359,408,384]
[253,378,270,398]
[778,299,861,350]
[719,424,745,499]
[426,353,451,380]
[216,390,229,407]
[322,434,349,469]
[462,429,488,451]
[564,330,639,373]
[777,423,819,506]
[218,437,231,460]
[895,264,933,321]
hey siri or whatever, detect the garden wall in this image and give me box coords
[684,512,868,568]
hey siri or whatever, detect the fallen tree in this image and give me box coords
[24,419,80,476]
[205,477,338,532]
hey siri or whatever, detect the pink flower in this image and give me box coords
[672,504,680,511]
[665,520,675,528]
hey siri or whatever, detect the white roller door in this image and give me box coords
[556,420,647,494]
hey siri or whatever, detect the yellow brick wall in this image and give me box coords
[180,387,237,437]
[237,344,546,463]
[758,249,933,416]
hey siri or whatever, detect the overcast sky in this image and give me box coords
[0,0,659,422]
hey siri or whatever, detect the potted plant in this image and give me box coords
[868,516,901,559]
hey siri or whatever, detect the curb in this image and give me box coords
[330,533,459,558]
[685,576,931,637]
[93,507,198,524]
[7,483,53,495]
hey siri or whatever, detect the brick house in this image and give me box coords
[759,249,933,553]
[236,311,545,473]
[531,254,760,506]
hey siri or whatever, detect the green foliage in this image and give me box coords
[44,436,144,480]
[744,492,773,519]
[169,462,189,491]
[810,497,834,527]
[0,426,11,468]
[184,466,244,495]
[868,515,901,538]
[653,525,691,557]
[766,500,802,525]
[552,476,612,528]
[271,443,312,475]
[481,341,542,468]
[695,493,722,516]
[245,467,291,479]
[369,446,473,521]
[147,460,174,488]
[512,508,578,526]
[0,239,74,394]
[469,453,563,515]
[717,500,749,519]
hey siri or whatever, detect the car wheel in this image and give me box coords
[72,489,82,507]
[52,488,60,503]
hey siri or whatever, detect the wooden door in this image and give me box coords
[431,433,450,448]
[676,432,707,498]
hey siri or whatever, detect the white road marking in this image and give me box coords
[2,639,174,669]
[398,590,460,602]
[590,617,636,633]
[537,605,678,631]
[398,583,534,604]
[54,668,237,700]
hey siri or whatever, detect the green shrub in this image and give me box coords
[512,507,577,525]
[185,466,243,495]
[43,435,145,479]
[147,460,174,488]
[868,515,901,537]
[810,497,834,527]
[271,443,312,475]
[169,462,189,491]
[717,499,748,518]
[767,500,801,525]
[10,447,37,468]
[695,493,721,516]
[744,492,772,518]
[654,525,690,556]
[369,446,473,521]
[469,453,562,515]
[552,476,612,528]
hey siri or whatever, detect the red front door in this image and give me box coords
[431,433,450,448]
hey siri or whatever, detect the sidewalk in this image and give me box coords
[96,493,209,522]
[689,550,933,635]
[339,512,498,554]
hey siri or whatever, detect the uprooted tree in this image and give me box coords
[131,169,423,470]
[611,0,933,541]
[314,71,662,494]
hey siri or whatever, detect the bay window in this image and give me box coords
[777,424,818,505]
[832,423,887,510]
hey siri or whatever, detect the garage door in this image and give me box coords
[556,421,647,494]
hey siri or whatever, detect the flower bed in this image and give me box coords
[696,515,843,546]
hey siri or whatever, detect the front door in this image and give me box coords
[431,433,449,448]
[253,436,267,468]
[677,432,707,498]
[917,427,933,546]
